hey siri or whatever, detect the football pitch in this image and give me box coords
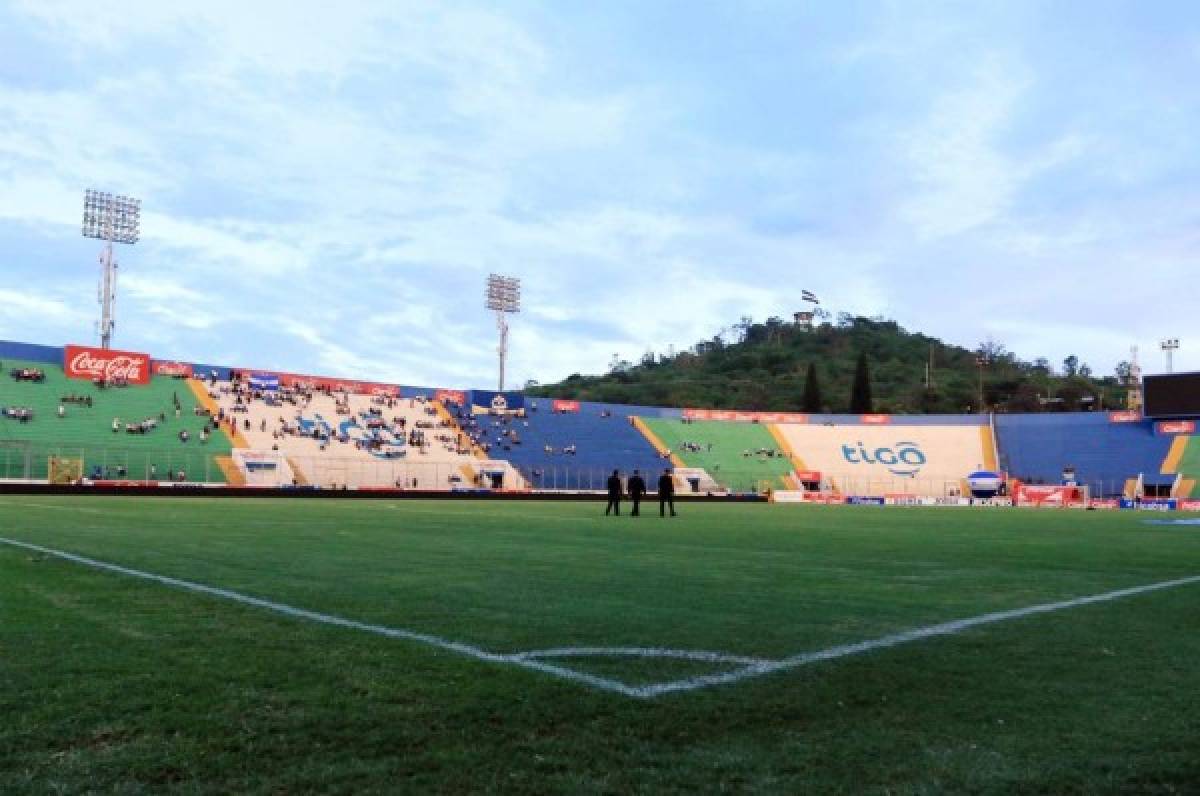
[2,497,1199,792]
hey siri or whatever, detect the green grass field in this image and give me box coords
[2,497,1199,793]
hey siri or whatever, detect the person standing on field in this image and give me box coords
[658,468,677,517]
[605,469,623,516]
[628,469,646,516]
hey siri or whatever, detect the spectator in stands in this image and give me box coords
[658,469,677,517]
[605,470,623,516]
[628,470,646,517]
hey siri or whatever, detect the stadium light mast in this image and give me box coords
[82,189,141,349]
[1160,338,1180,374]
[486,274,520,392]
[974,354,990,414]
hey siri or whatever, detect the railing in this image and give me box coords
[0,440,227,483]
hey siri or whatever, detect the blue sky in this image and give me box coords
[1,1,1197,389]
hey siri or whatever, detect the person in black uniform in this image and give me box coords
[605,469,623,516]
[658,468,676,517]
[628,469,646,516]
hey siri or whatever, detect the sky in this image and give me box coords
[1,0,1198,389]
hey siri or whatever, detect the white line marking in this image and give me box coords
[0,536,640,698]
[633,573,1200,697]
[515,647,771,666]
[4,535,1198,699]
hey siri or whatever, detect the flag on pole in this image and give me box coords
[801,290,819,304]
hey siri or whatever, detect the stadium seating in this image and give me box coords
[0,358,234,481]
[1163,433,1198,497]
[472,402,666,490]
[995,413,1174,497]
[638,417,795,492]
[203,382,500,489]
[772,419,992,497]
[4,339,1197,498]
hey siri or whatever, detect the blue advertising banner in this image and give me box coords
[250,374,280,391]
[1119,498,1177,511]
[470,390,525,415]
[846,496,886,505]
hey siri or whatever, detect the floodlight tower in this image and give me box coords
[486,274,521,391]
[1160,338,1180,374]
[82,189,141,349]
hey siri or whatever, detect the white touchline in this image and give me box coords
[633,572,1200,698]
[3,535,1198,700]
[0,536,641,699]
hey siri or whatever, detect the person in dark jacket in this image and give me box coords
[605,469,623,516]
[628,469,647,516]
[658,468,676,517]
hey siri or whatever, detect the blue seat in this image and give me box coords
[995,414,1173,497]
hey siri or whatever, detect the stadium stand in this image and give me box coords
[1162,433,1198,498]
[454,399,665,490]
[202,377,507,489]
[0,357,234,481]
[995,413,1174,497]
[772,417,992,497]
[639,417,795,492]
[5,338,1195,500]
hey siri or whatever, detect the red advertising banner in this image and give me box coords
[1156,420,1196,435]
[436,389,466,405]
[153,361,193,378]
[1179,499,1200,512]
[232,369,402,398]
[860,414,891,424]
[1108,410,1141,423]
[683,408,809,424]
[64,344,151,385]
[364,383,401,398]
[801,493,845,504]
[552,399,581,413]
[1013,484,1082,507]
[793,470,822,482]
[1089,498,1121,510]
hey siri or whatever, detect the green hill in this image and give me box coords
[530,315,1127,414]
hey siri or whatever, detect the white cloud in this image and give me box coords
[1,2,1198,387]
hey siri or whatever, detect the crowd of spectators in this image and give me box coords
[209,377,468,460]
[3,406,33,422]
[9,367,44,382]
[446,401,530,456]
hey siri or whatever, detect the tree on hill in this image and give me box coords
[526,313,1123,414]
[801,362,822,413]
[850,352,873,413]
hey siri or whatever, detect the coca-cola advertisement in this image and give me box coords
[552,399,580,413]
[366,384,401,398]
[153,361,194,378]
[683,408,809,424]
[436,389,466,405]
[1013,484,1083,507]
[64,344,151,385]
